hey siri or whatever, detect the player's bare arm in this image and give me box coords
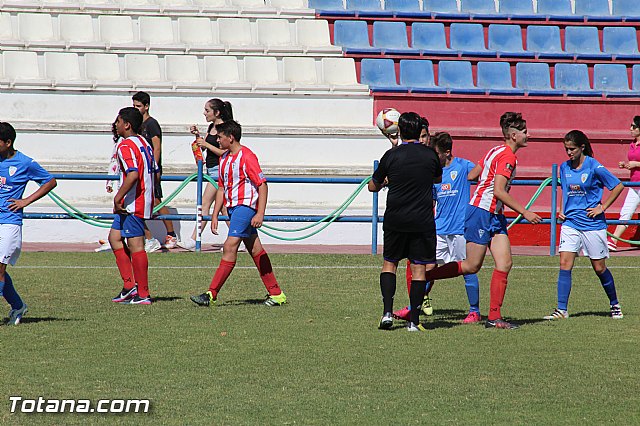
[113,171,139,214]
[8,178,57,212]
[467,164,482,181]
[210,186,225,235]
[368,179,384,192]
[151,135,161,165]
[494,174,542,224]
[251,183,268,228]
[586,182,624,218]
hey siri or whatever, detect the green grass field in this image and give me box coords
[0,252,638,425]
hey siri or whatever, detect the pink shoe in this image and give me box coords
[462,311,482,324]
[607,237,618,252]
[392,306,411,321]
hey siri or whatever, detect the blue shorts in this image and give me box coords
[111,214,146,238]
[227,205,258,238]
[464,205,508,246]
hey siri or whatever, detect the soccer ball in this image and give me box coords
[376,108,400,135]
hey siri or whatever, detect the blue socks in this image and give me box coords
[464,274,480,313]
[3,273,23,310]
[557,269,572,311]
[597,268,618,306]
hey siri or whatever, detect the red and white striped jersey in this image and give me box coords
[116,135,156,219]
[470,144,517,214]
[219,146,266,210]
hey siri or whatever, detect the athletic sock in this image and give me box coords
[597,268,618,306]
[3,273,23,310]
[464,274,480,313]
[425,281,433,296]
[131,251,149,298]
[405,260,412,294]
[557,269,572,311]
[409,280,426,325]
[252,250,281,296]
[488,269,509,321]
[167,231,177,238]
[209,259,236,299]
[426,261,463,282]
[380,272,396,314]
[114,248,135,290]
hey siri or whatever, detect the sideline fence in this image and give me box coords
[25,162,640,255]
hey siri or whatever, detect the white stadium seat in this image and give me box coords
[178,17,214,45]
[218,18,261,52]
[0,13,15,41]
[283,56,330,91]
[166,55,211,89]
[3,51,50,87]
[99,15,144,49]
[230,0,277,12]
[257,19,299,52]
[204,56,251,89]
[192,0,228,8]
[296,19,337,53]
[18,13,65,48]
[85,53,131,87]
[244,56,290,90]
[125,54,172,88]
[45,52,92,88]
[321,57,366,91]
[59,14,105,49]
[139,16,184,51]
[270,0,307,8]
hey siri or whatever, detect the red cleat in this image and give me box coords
[392,306,411,321]
[462,311,482,324]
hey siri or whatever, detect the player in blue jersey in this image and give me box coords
[0,122,57,325]
[544,130,624,320]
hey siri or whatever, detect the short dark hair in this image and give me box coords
[564,130,594,157]
[419,115,430,134]
[500,112,526,137]
[398,112,422,141]
[215,120,242,142]
[633,115,640,128]
[0,122,16,144]
[132,91,150,106]
[430,132,453,153]
[118,107,143,134]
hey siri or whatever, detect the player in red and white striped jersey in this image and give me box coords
[109,107,156,306]
[190,120,286,308]
[425,112,542,329]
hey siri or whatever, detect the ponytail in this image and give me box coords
[207,98,233,122]
[564,130,594,157]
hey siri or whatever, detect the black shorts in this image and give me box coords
[154,176,163,200]
[383,230,436,264]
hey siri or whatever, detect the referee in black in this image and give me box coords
[368,112,442,331]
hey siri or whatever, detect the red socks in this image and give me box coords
[114,248,134,290]
[209,259,236,298]
[489,269,509,321]
[252,250,282,296]
[131,251,149,298]
[427,261,463,282]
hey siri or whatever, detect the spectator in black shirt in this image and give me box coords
[368,112,442,332]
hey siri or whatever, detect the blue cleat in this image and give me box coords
[7,303,28,326]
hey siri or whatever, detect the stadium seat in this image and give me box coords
[450,23,496,57]
[575,0,616,20]
[0,13,13,41]
[218,18,261,52]
[139,16,183,51]
[476,61,524,95]
[488,24,534,58]
[333,20,380,53]
[18,13,64,48]
[372,21,416,55]
[437,60,484,94]
[296,19,337,53]
[498,0,538,19]
[360,58,405,91]
[59,14,103,48]
[460,0,500,19]
[85,53,129,87]
[257,19,296,52]
[424,0,467,19]
[384,0,423,17]
[245,56,290,91]
[515,62,560,95]
[399,59,446,93]
[44,52,91,88]
[192,0,228,8]
[411,22,455,56]
[204,56,250,89]
[554,63,598,96]
[321,57,364,90]
[3,51,49,86]
[231,0,277,12]
[308,0,354,16]
[125,54,171,88]
[603,27,640,58]
[165,55,209,89]
[612,0,640,20]
[632,64,640,90]
[537,0,579,21]
[270,0,308,9]
[283,57,330,91]
[526,25,572,59]
[346,0,387,16]
[593,63,631,93]
[565,26,611,59]
[99,16,144,50]
[178,17,215,46]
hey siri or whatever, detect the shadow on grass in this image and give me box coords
[512,317,551,325]
[570,311,611,318]
[153,296,183,303]
[17,317,80,324]
[428,308,468,321]
[221,298,265,306]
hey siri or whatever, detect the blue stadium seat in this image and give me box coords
[399,59,446,93]
[575,0,617,21]
[460,0,502,19]
[515,62,560,95]
[437,60,485,94]
[333,20,381,53]
[612,0,640,21]
[345,0,389,16]
[424,0,468,19]
[476,61,524,95]
[308,0,354,16]
[450,23,496,57]
[360,58,406,91]
[565,26,611,59]
[537,0,580,21]
[411,22,456,56]
[373,21,417,55]
[593,64,631,94]
[384,0,424,17]
[632,64,640,90]
[526,25,573,59]
[554,63,598,96]
[498,0,540,19]
[488,24,534,58]
[603,27,640,58]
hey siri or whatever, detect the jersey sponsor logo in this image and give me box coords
[570,184,581,191]
[440,183,451,191]
[505,163,514,170]
[581,173,588,183]
[450,170,458,181]
[8,166,16,176]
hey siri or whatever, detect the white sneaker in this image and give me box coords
[238,242,247,252]
[610,304,623,319]
[94,240,112,253]
[164,235,178,249]
[177,238,196,251]
[543,308,569,320]
[145,238,162,253]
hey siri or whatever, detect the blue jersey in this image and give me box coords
[560,156,620,231]
[0,151,54,225]
[434,157,475,235]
